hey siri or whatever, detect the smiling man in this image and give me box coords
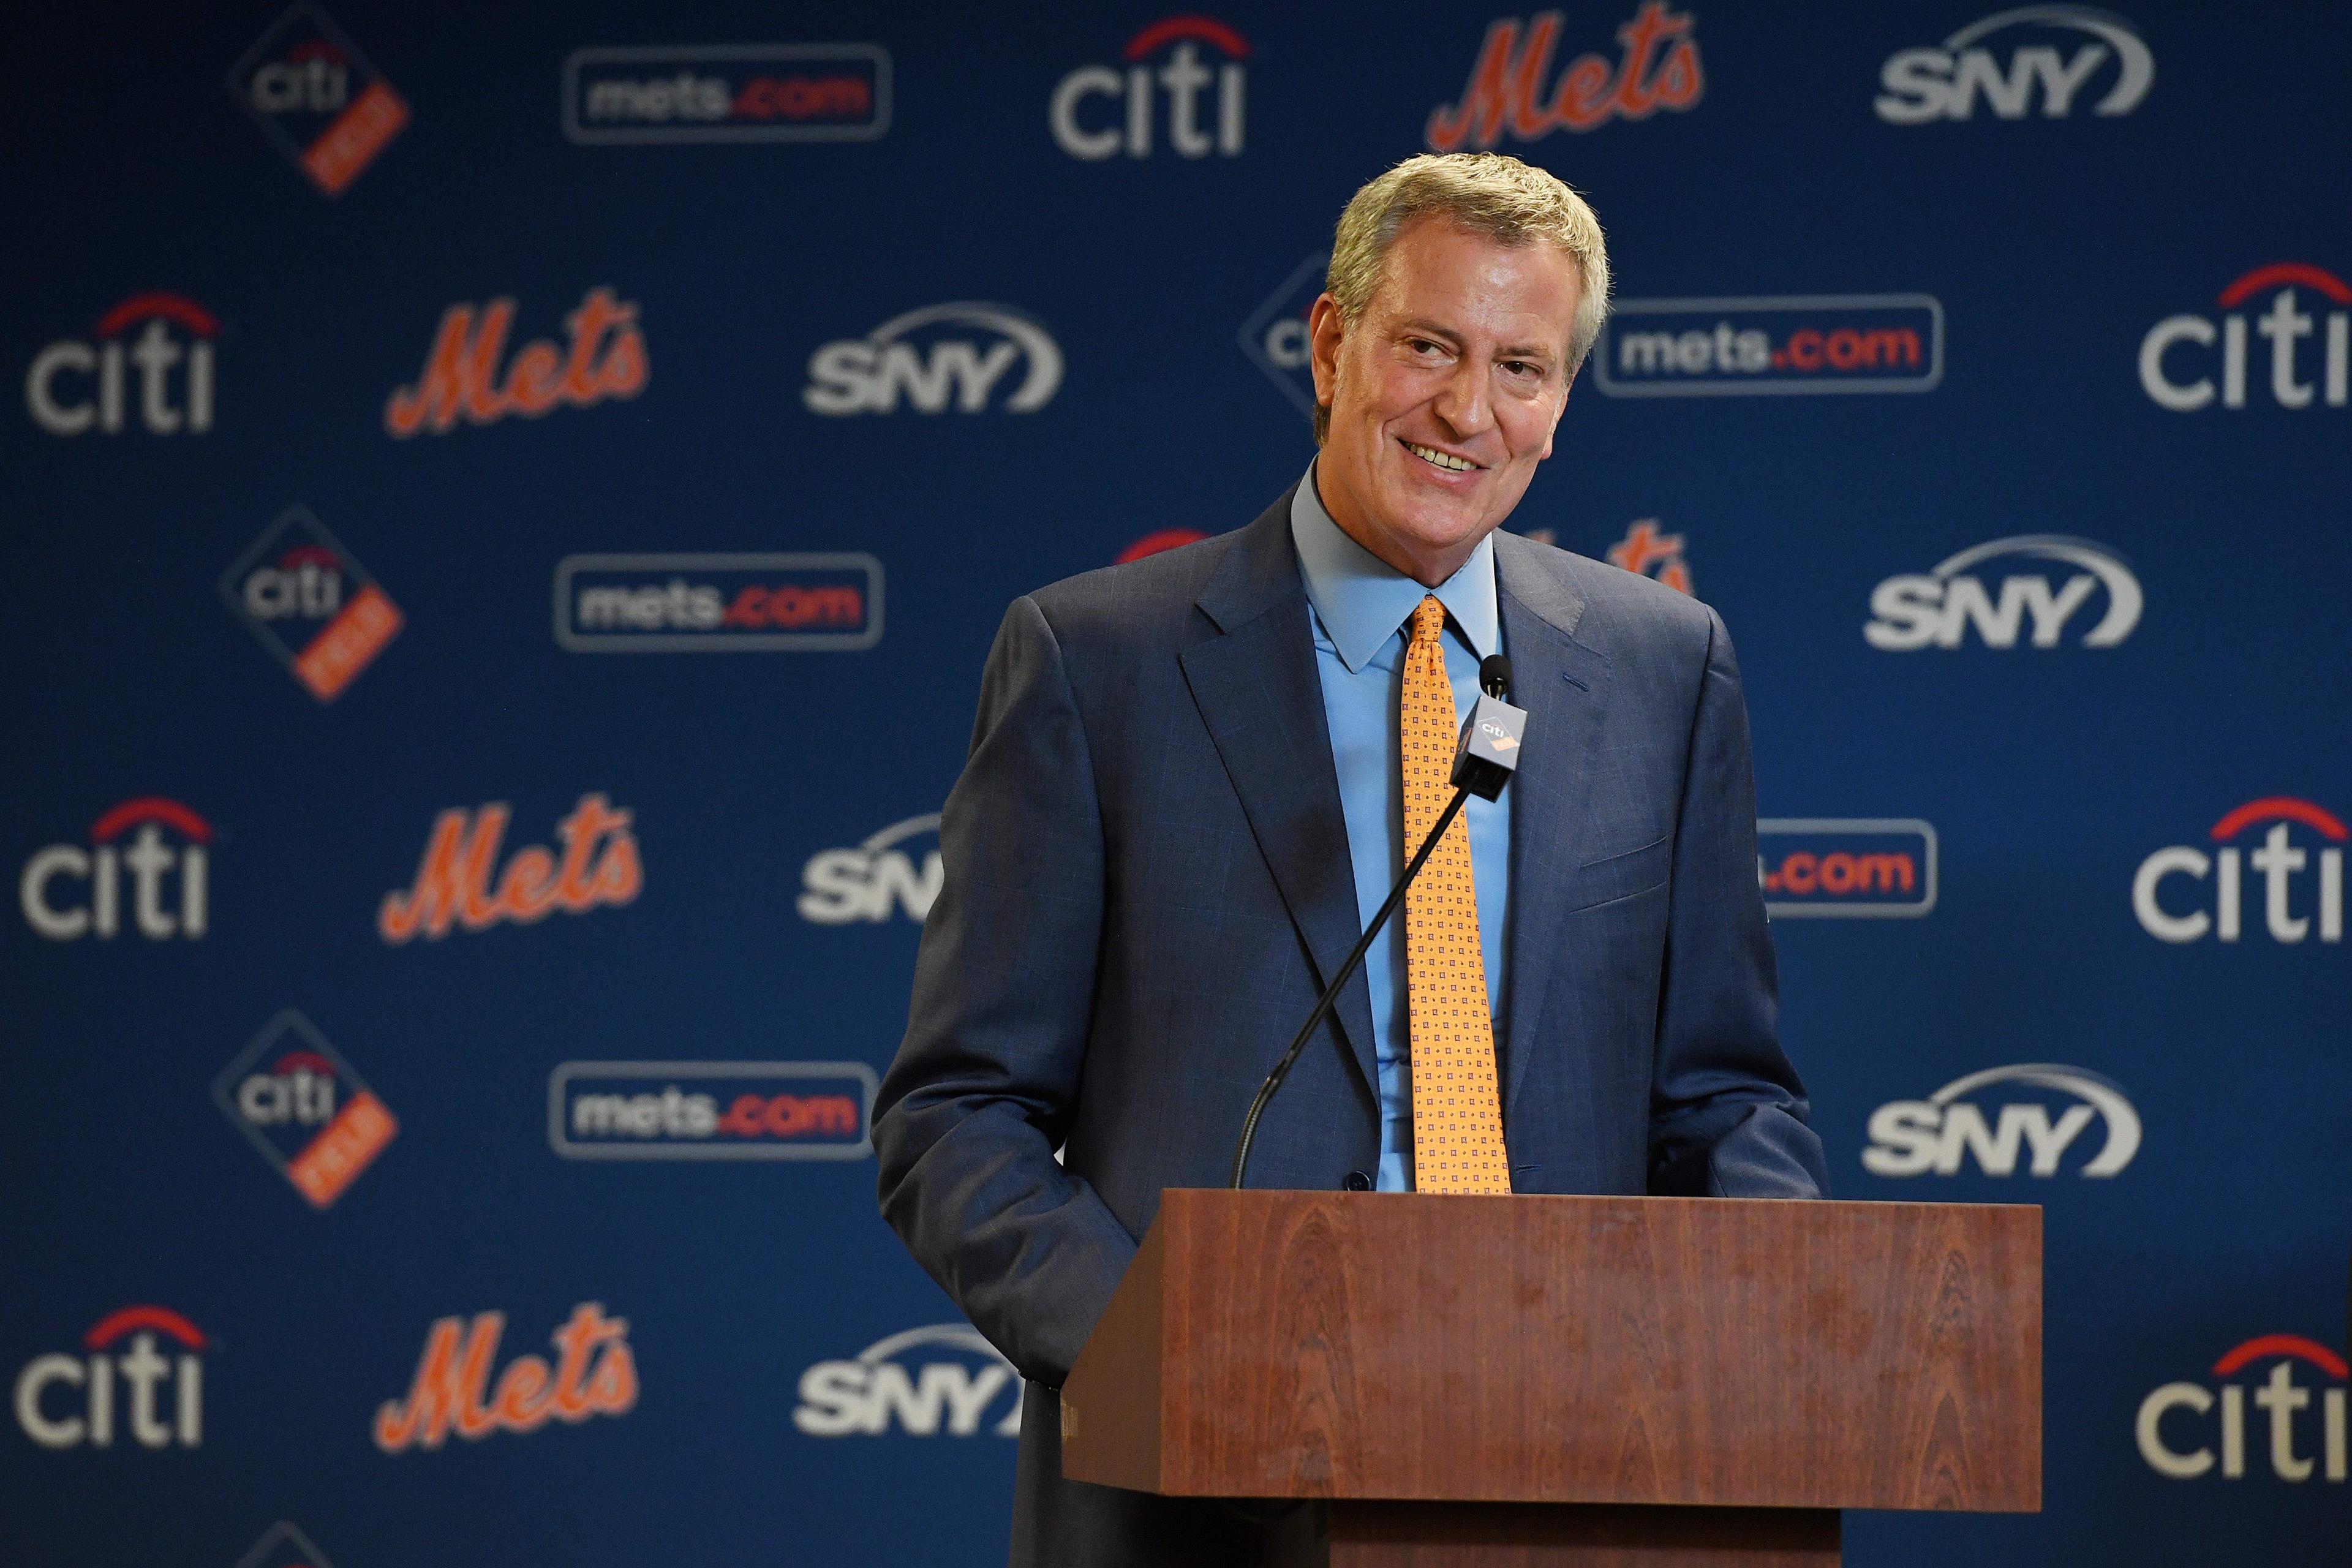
[875,153,1826,1568]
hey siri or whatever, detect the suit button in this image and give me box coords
[1343,1170,1373,1191]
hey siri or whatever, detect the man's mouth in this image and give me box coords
[1401,439,1479,474]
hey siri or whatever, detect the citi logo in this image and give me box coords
[1051,16,1246,160]
[1426,4,1702,153]
[385,287,647,437]
[799,813,940,924]
[227,3,409,195]
[14,1306,205,1449]
[213,1010,399,1208]
[20,798,209,941]
[2138,1335,2346,1483]
[1875,5,2153,124]
[374,1302,636,1452]
[794,1324,1021,1438]
[26,294,216,435]
[2133,797,2343,946]
[1864,535,2141,650]
[2139,263,2351,414]
[804,304,1061,416]
[220,505,402,703]
[1863,1063,2140,1178]
[379,793,642,944]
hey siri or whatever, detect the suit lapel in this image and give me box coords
[1494,534,1613,1121]
[1179,494,1380,1102]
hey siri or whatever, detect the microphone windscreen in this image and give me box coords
[1480,654,1513,699]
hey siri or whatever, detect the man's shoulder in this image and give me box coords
[1023,490,1294,657]
[1496,530,1720,661]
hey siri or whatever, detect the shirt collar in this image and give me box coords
[1289,460,1500,674]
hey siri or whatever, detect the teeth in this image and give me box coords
[1404,442,1474,472]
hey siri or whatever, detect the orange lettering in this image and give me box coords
[373,1312,503,1452]
[502,342,564,415]
[497,846,559,921]
[380,806,507,942]
[492,1354,555,1430]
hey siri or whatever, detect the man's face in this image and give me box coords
[1308,218,1581,586]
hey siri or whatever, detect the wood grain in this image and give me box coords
[1060,1190,2040,1513]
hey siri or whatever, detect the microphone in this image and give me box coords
[1229,656,1529,1188]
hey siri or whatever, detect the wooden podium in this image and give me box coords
[1059,1190,2040,1566]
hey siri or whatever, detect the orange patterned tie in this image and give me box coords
[1400,596,1512,1195]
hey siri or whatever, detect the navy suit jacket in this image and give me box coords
[873,488,1826,1567]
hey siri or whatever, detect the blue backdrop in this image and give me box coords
[4,3,2346,1564]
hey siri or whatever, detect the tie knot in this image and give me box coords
[1411,595,1446,645]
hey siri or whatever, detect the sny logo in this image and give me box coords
[805,303,1061,416]
[2134,797,2343,945]
[26,294,216,436]
[2138,1334,2346,1483]
[564,44,889,143]
[795,1324,1022,1438]
[1596,295,1942,396]
[2140,263,2351,414]
[374,1302,636,1452]
[1427,4,1702,151]
[20,798,208,941]
[220,505,403,701]
[1052,16,1246,160]
[799,813,940,924]
[1755,820,1937,918]
[1864,1063,2140,1178]
[554,553,883,652]
[1606,520,1692,594]
[379,794,642,944]
[1865,535,2141,650]
[549,1061,876,1161]
[1877,6,2153,124]
[213,1010,399,1208]
[14,1306,205,1449]
[227,2,408,194]
[386,287,647,437]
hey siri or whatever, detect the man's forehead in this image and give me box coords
[1374,224,1580,353]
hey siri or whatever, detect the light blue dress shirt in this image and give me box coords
[1290,463,1511,1192]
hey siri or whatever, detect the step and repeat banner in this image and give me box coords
[3,2,2345,1564]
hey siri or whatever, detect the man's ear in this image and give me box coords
[1306,293,1344,410]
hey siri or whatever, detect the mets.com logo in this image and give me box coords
[1864,1063,2140,1179]
[1755,820,1936,918]
[549,1061,875,1160]
[795,1324,1021,1438]
[1594,295,1942,396]
[554,553,881,652]
[563,43,889,143]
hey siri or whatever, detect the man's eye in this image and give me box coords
[1502,360,1539,378]
[1408,339,1444,356]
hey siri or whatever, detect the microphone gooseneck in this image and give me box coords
[1228,779,1476,1189]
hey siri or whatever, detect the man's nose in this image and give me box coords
[1432,356,1493,440]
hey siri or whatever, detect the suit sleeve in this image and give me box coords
[1646,606,1831,1198]
[872,594,1139,1385]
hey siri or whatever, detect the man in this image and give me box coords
[874,153,1826,1567]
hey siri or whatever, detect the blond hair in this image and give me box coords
[1316,153,1610,443]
